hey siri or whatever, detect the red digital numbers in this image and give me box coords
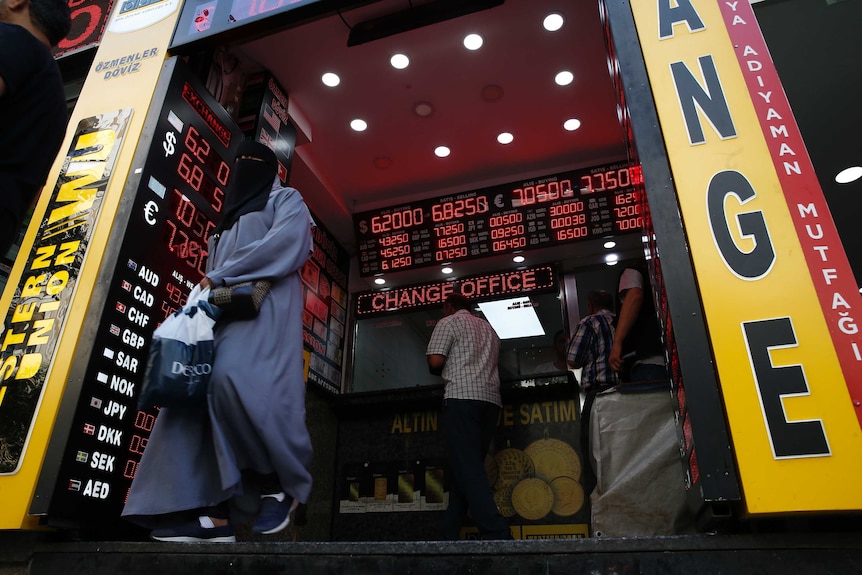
[176,125,228,212]
[511,180,573,206]
[488,213,522,227]
[380,245,411,258]
[437,235,466,248]
[434,223,464,236]
[549,201,585,216]
[556,227,589,241]
[492,237,527,251]
[379,232,409,246]
[616,217,643,231]
[580,167,642,194]
[431,197,489,222]
[381,256,413,270]
[550,214,587,229]
[371,208,424,234]
[436,247,468,261]
[490,225,524,239]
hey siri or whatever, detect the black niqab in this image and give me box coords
[215,141,278,234]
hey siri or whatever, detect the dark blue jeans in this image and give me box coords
[442,399,511,540]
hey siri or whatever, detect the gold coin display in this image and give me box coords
[549,476,585,517]
[493,448,534,491]
[511,478,554,521]
[523,438,581,482]
[494,487,516,518]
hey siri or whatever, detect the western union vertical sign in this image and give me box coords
[630,1,862,513]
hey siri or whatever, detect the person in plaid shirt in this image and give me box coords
[566,290,617,392]
[426,292,511,540]
[566,289,616,496]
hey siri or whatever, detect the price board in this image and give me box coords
[40,59,242,522]
[353,161,644,277]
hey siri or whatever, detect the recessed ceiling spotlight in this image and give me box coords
[513,255,525,263]
[555,71,574,86]
[414,101,434,117]
[603,240,616,249]
[835,166,862,184]
[435,146,451,158]
[390,53,410,69]
[564,118,582,131]
[481,84,504,102]
[374,278,386,285]
[373,156,393,170]
[543,12,564,31]
[605,254,619,264]
[350,119,368,132]
[497,132,514,145]
[606,260,619,266]
[441,267,453,274]
[321,72,340,87]
[463,33,483,50]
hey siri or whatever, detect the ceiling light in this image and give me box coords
[481,84,504,102]
[390,53,410,69]
[435,146,451,158]
[441,267,453,274]
[835,166,862,184]
[543,12,564,31]
[564,118,581,131]
[414,101,434,117]
[321,72,340,87]
[513,255,525,263]
[555,71,574,86]
[463,33,483,50]
[350,119,368,132]
[373,156,393,169]
[606,260,619,266]
[603,240,616,249]
[374,278,386,285]
[497,132,514,144]
[605,254,619,265]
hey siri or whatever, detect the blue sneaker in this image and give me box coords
[252,492,298,535]
[151,516,236,542]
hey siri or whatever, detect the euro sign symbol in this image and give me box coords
[163,131,177,157]
[358,220,368,234]
[494,194,504,208]
[144,200,159,225]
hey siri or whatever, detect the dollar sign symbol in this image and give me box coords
[358,220,368,234]
[163,131,177,157]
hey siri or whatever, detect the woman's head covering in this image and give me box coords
[216,140,278,234]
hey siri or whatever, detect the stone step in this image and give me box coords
[22,533,862,575]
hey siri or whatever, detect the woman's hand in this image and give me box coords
[200,277,214,290]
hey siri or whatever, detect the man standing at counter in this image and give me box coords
[426,292,511,540]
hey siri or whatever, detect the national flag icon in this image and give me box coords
[116,302,126,313]
[89,397,102,409]
[121,280,132,292]
[97,372,108,384]
[109,324,121,336]
[75,451,88,463]
[68,479,82,491]
[103,348,115,359]
[83,423,96,435]
[127,259,138,271]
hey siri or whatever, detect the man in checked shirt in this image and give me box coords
[426,292,512,541]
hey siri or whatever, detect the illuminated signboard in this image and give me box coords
[171,0,325,48]
[353,162,643,277]
[53,0,114,59]
[43,61,242,520]
[355,265,557,318]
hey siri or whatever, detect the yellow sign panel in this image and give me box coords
[0,0,182,529]
[630,1,862,513]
